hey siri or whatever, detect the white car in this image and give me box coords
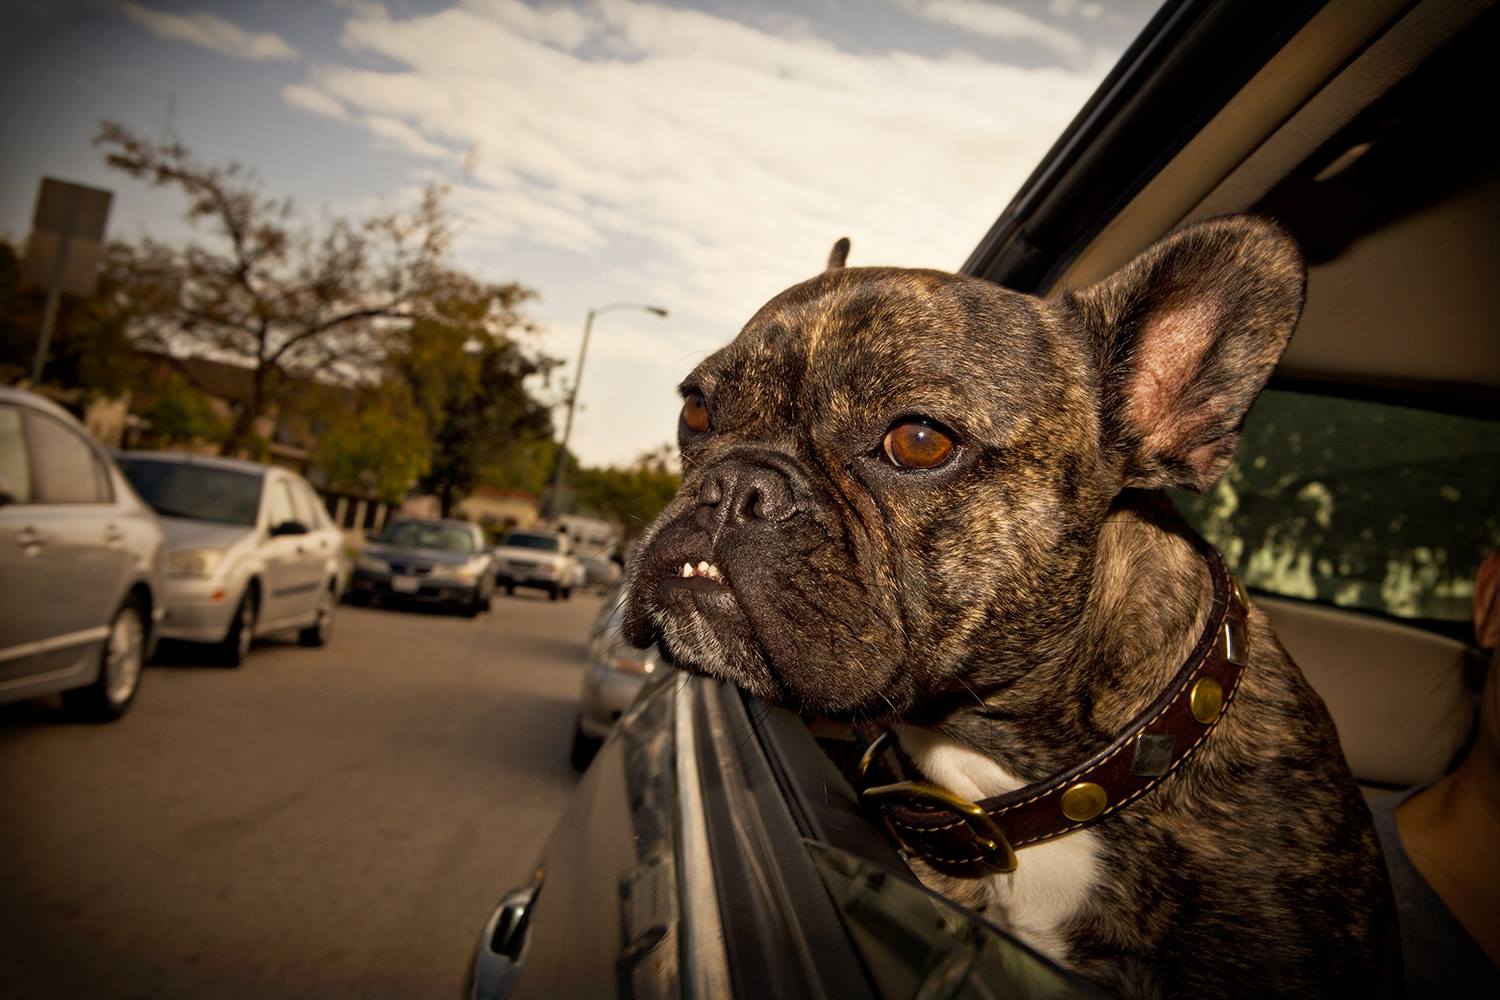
[494,529,577,601]
[117,452,344,666]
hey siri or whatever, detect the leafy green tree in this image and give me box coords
[313,380,431,503]
[134,371,227,446]
[390,284,558,515]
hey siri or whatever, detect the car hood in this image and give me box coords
[159,517,258,552]
[365,544,473,566]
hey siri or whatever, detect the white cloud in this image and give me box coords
[280,0,1116,462]
[281,84,348,120]
[119,2,299,61]
[902,0,1087,59]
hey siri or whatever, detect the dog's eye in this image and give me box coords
[883,421,955,469]
[681,390,711,433]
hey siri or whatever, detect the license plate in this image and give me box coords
[392,575,421,594]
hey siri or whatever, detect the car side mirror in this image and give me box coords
[271,520,309,537]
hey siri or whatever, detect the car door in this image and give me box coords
[0,403,128,688]
[258,475,313,626]
[291,477,339,603]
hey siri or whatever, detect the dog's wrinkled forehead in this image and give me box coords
[689,266,1064,446]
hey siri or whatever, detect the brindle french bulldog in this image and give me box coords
[622,217,1397,998]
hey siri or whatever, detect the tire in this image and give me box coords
[298,585,337,646]
[548,584,560,602]
[561,587,572,601]
[569,722,601,771]
[504,584,515,597]
[63,600,147,723]
[350,590,371,607]
[220,586,258,667]
[460,590,482,618]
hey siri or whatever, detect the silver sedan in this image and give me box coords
[0,388,165,720]
[117,452,344,666]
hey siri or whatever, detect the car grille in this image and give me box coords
[387,561,433,576]
[507,559,538,570]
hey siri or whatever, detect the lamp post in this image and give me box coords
[544,301,669,520]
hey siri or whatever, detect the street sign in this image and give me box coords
[20,177,113,383]
[21,178,112,296]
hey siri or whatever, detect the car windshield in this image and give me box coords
[379,521,474,555]
[118,458,262,526]
[502,532,560,552]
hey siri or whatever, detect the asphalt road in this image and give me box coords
[0,589,605,999]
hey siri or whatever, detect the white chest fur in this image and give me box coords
[891,725,1101,967]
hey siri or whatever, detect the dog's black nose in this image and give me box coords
[698,460,797,539]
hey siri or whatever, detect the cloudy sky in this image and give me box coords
[0,0,1159,466]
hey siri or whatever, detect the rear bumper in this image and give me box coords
[352,570,478,605]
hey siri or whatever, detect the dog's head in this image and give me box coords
[623,217,1304,718]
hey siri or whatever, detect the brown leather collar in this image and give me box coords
[858,548,1250,879]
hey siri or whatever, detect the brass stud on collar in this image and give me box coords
[1221,619,1247,666]
[1060,781,1108,822]
[1230,574,1251,612]
[1190,677,1225,724]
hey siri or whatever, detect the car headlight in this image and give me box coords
[431,563,479,583]
[356,553,390,573]
[168,547,225,578]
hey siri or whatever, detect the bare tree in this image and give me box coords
[97,121,463,456]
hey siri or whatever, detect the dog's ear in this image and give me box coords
[1070,216,1305,492]
[826,237,850,270]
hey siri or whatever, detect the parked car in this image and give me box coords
[579,554,623,592]
[351,518,495,616]
[468,1,1500,996]
[569,583,658,770]
[0,388,165,720]
[116,452,343,665]
[494,529,576,600]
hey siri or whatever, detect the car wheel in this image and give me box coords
[220,586,258,667]
[561,587,572,601]
[350,590,371,607]
[63,600,147,723]
[460,591,483,618]
[548,584,560,601]
[504,584,515,596]
[298,585,336,646]
[569,721,601,771]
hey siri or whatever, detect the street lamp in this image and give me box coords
[544,301,669,520]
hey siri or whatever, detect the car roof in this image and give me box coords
[117,449,276,478]
[0,385,91,429]
[964,0,1500,403]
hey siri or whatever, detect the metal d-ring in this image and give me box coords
[857,732,1019,873]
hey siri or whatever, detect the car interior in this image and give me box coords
[791,0,1499,827]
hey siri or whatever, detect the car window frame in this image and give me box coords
[292,480,327,530]
[264,476,299,532]
[19,406,114,506]
[0,403,35,506]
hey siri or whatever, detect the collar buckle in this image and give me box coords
[857,732,1019,874]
